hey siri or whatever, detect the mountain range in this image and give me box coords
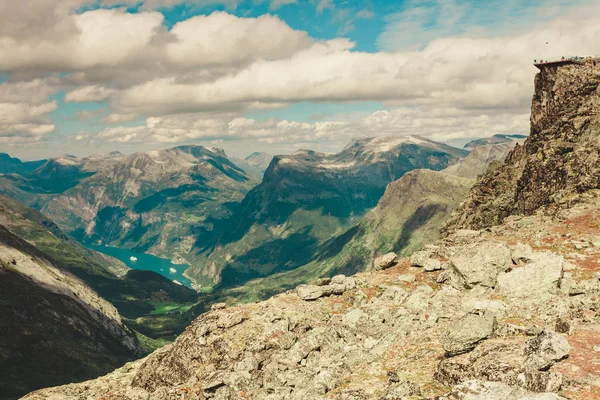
[231,151,274,180]
[185,135,469,289]
[0,129,528,398]
[0,135,529,398]
[25,57,600,400]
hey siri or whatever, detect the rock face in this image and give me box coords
[448,59,600,230]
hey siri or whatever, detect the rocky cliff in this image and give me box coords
[448,59,600,230]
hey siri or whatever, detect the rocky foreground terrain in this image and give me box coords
[25,60,600,400]
[24,192,600,399]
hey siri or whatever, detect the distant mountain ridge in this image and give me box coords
[0,146,257,284]
[231,151,274,180]
[463,134,528,150]
[185,135,469,290]
[208,139,520,304]
[0,153,46,174]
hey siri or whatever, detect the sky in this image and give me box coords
[1,0,600,160]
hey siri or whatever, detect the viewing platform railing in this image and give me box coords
[534,56,588,69]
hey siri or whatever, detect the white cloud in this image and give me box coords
[315,0,334,14]
[65,85,114,102]
[101,113,138,124]
[269,0,297,10]
[0,79,58,144]
[356,10,375,19]
[0,102,57,144]
[376,0,597,51]
[165,12,310,68]
[4,1,600,152]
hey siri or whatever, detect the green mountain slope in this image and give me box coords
[205,139,520,305]
[186,136,468,289]
[0,224,142,399]
[0,195,198,348]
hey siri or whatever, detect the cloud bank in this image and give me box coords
[1,0,599,152]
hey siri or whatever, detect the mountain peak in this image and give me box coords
[464,134,527,150]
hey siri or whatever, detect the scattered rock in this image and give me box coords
[509,243,534,264]
[297,275,356,301]
[396,274,416,283]
[448,380,565,399]
[384,380,421,399]
[297,285,324,301]
[373,252,398,271]
[410,249,433,268]
[443,311,497,356]
[449,242,512,288]
[436,339,524,386]
[554,319,570,334]
[497,253,563,298]
[523,330,570,372]
[211,302,227,311]
[315,277,332,286]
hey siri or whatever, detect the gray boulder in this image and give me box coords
[373,252,398,271]
[522,330,570,393]
[297,285,324,301]
[443,311,497,356]
[524,330,570,372]
[384,380,422,399]
[497,253,563,298]
[449,242,512,288]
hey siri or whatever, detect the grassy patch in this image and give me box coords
[134,330,172,353]
[149,301,194,315]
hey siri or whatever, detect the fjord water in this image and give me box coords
[88,244,194,289]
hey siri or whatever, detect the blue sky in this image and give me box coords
[1,0,599,159]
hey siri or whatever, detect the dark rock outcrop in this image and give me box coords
[447,59,600,230]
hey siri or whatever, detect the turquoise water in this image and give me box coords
[88,244,194,289]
